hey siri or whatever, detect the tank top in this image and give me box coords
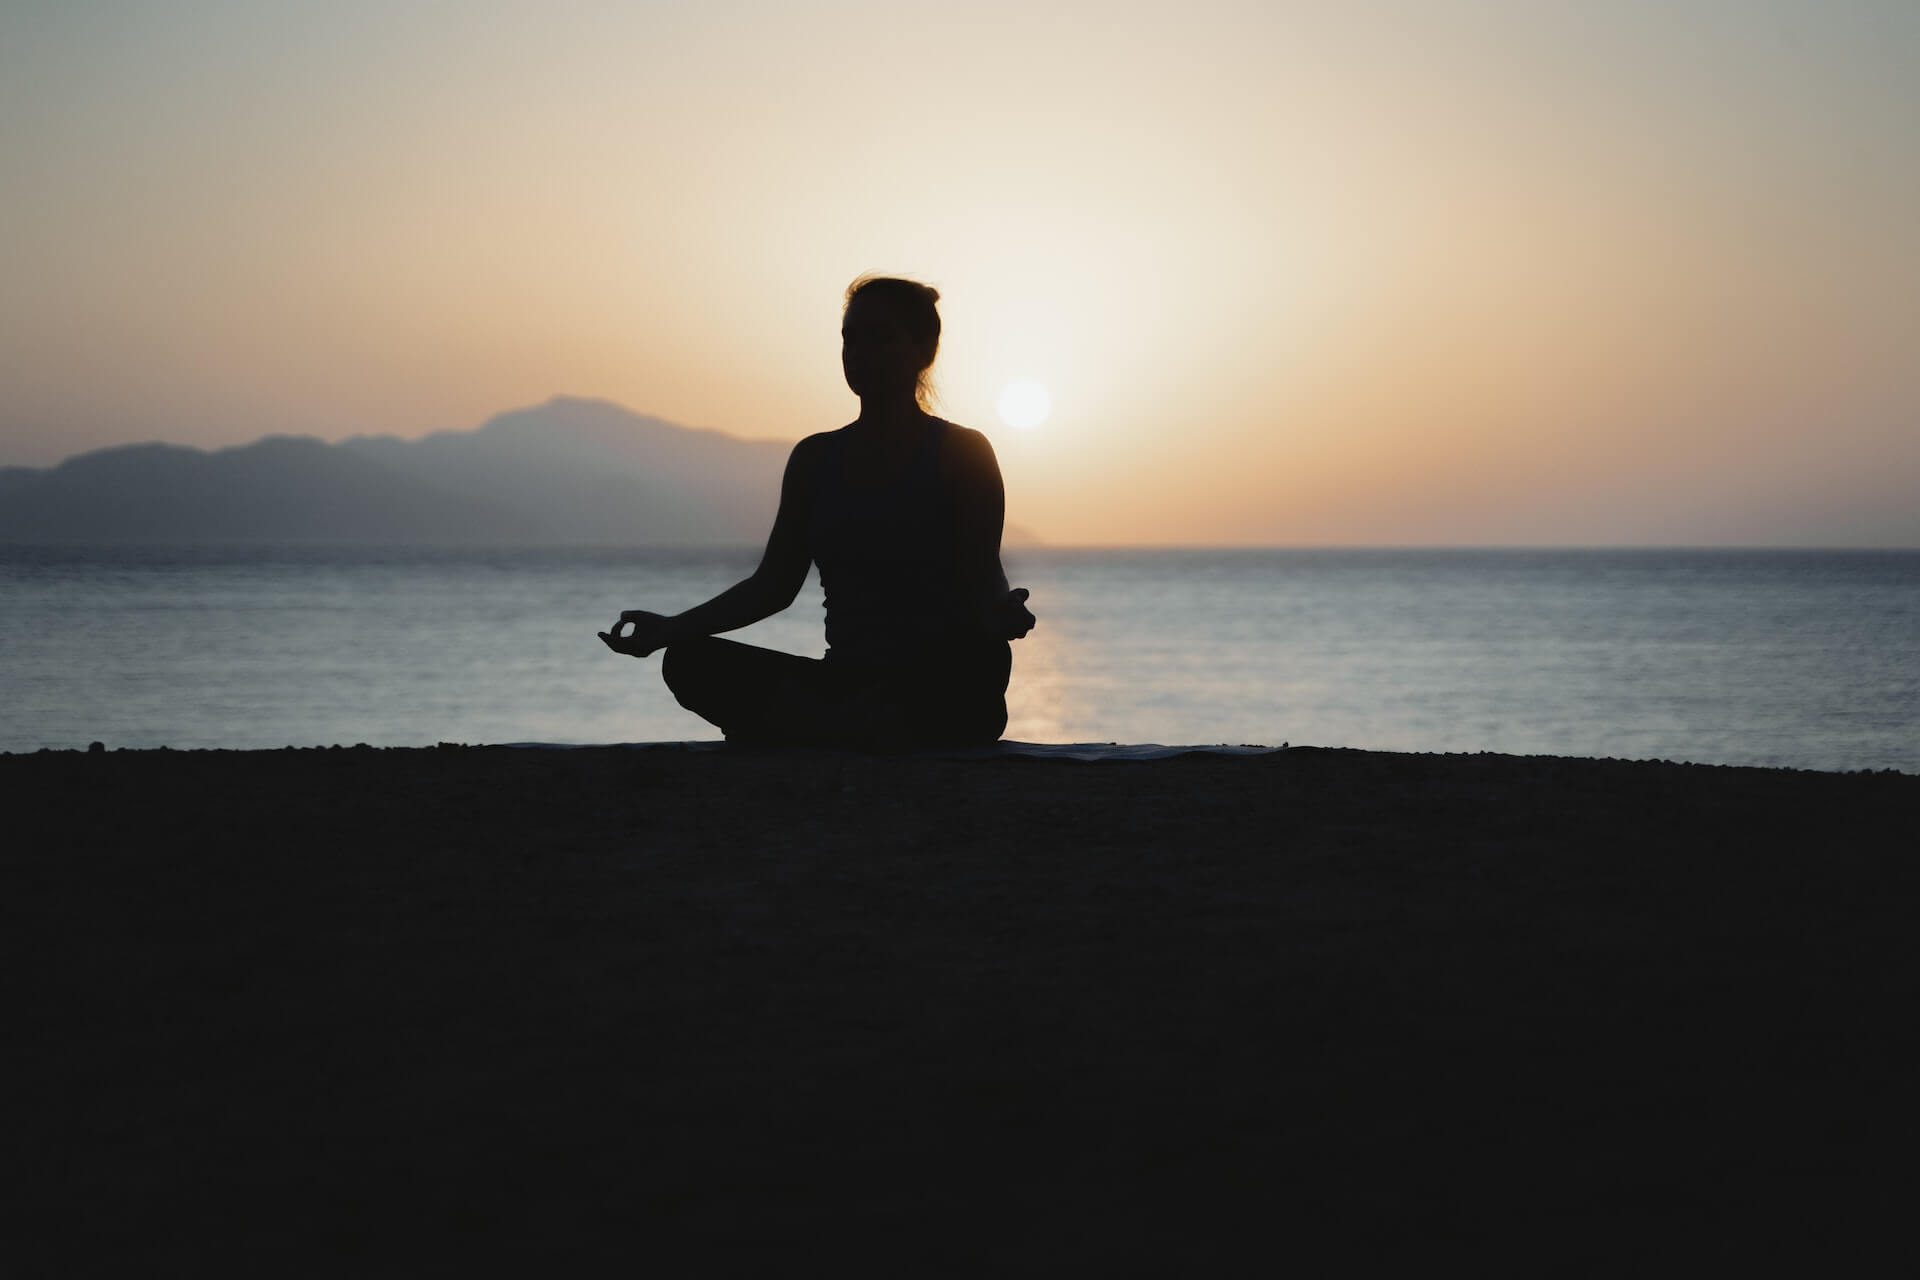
[808,418,969,662]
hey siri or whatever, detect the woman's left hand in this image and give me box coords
[991,587,1036,640]
[599,610,677,657]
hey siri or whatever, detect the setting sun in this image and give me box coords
[997,380,1052,430]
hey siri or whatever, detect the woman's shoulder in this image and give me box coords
[785,429,847,467]
[931,418,998,467]
[793,427,851,451]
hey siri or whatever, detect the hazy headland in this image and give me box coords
[0,396,1042,546]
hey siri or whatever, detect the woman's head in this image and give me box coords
[841,275,941,408]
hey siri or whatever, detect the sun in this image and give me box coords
[997,380,1052,430]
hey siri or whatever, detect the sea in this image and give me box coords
[1,546,1915,773]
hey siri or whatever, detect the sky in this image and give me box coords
[3,0,1916,545]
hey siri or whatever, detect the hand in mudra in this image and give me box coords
[993,587,1036,641]
[598,610,676,657]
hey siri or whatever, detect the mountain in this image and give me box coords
[3,397,1052,545]
[0,397,1040,545]
[0,435,539,543]
[337,397,792,544]
[0,397,779,543]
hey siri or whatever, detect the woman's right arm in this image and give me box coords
[599,436,821,656]
[943,425,1036,641]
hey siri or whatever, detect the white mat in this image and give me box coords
[499,740,1287,761]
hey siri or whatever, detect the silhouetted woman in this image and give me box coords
[599,276,1035,748]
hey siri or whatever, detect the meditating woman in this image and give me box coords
[599,276,1036,748]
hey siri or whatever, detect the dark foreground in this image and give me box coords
[7,745,1917,1273]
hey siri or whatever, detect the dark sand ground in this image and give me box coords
[7,744,1917,1272]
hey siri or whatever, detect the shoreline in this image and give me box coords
[10,738,1913,776]
[12,745,1917,1267]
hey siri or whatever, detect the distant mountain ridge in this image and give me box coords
[0,397,1042,545]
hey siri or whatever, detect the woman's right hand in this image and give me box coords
[991,587,1036,641]
[598,610,679,657]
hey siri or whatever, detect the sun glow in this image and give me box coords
[997,380,1052,430]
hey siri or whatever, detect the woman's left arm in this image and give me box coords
[946,426,1035,640]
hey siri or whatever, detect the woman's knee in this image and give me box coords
[659,637,718,705]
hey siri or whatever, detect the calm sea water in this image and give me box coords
[1,546,1915,772]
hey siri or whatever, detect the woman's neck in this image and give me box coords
[853,394,925,432]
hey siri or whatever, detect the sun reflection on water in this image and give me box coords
[1004,616,1070,743]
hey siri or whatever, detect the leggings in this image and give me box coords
[661,635,1011,750]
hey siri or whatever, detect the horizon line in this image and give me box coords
[3,539,1917,554]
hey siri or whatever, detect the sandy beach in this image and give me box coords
[9,743,1916,1271]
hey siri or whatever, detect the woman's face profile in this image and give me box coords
[841,297,923,400]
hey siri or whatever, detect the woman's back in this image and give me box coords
[808,417,969,663]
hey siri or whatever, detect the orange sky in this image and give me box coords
[3,1,1916,544]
